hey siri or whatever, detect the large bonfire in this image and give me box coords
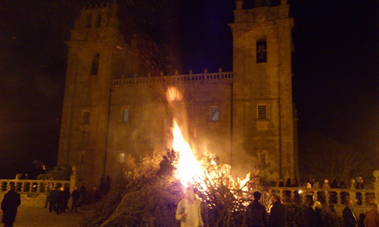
[81,86,268,227]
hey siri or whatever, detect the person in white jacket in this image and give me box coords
[175,186,203,227]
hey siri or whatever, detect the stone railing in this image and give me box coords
[0,180,70,194]
[267,187,375,207]
[111,71,234,86]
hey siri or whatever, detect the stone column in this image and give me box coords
[373,170,379,201]
[70,165,77,193]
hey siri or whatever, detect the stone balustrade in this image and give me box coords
[0,180,70,194]
[267,186,375,207]
[111,72,234,86]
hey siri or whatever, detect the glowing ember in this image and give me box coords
[166,86,182,102]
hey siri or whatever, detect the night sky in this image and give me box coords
[0,0,377,179]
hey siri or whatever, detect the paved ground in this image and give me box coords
[12,205,91,227]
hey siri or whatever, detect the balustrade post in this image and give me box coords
[336,190,341,205]
[290,190,295,202]
[325,190,330,205]
[313,190,318,202]
[362,191,367,206]
[350,190,356,204]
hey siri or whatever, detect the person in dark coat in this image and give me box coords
[48,187,58,213]
[305,201,323,227]
[245,191,267,227]
[1,185,21,227]
[63,187,70,212]
[56,187,65,214]
[79,183,86,205]
[91,187,102,204]
[343,199,357,227]
[268,193,286,227]
[70,186,80,213]
[325,204,339,227]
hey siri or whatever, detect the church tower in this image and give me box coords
[230,0,296,179]
[57,2,133,185]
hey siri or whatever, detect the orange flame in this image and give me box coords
[172,120,203,187]
[167,86,253,194]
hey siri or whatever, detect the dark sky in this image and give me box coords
[0,0,377,179]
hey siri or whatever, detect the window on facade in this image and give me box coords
[256,41,267,63]
[82,111,90,124]
[210,106,219,121]
[257,105,267,120]
[91,54,99,75]
[95,15,101,27]
[259,153,266,165]
[119,153,125,163]
[122,109,129,123]
[86,15,92,28]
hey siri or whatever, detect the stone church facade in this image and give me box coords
[58,0,298,186]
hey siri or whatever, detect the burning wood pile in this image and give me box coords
[80,87,271,227]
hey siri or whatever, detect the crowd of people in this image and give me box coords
[244,191,379,227]
[176,180,378,227]
[44,175,111,215]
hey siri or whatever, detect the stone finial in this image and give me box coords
[204,68,208,74]
[350,179,355,189]
[160,71,164,76]
[175,70,178,75]
[219,67,222,72]
[189,69,193,74]
[236,0,243,10]
[147,72,151,78]
[374,170,379,182]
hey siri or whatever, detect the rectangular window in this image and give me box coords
[259,153,266,165]
[256,41,267,63]
[119,153,125,163]
[82,111,90,124]
[122,109,129,123]
[210,106,219,121]
[257,105,267,120]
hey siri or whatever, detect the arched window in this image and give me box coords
[256,40,267,63]
[91,54,100,75]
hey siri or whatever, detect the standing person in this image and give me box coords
[305,201,323,227]
[63,187,70,212]
[364,203,379,227]
[56,187,65,214]
[1,185,21,227]
[357,213,365,227]
[91,187,102,204]
[325,204,339,227]
[175,186,203,227]
[48,187,58,213]
[70,186,80,213]
[245,191,267,227]
[343,199,357,227]
[268,193,286,227]
[44,183,53,208]
[79,183,86,206]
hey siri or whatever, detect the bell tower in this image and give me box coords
[58,1,131,186]
[230,0,296,179]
